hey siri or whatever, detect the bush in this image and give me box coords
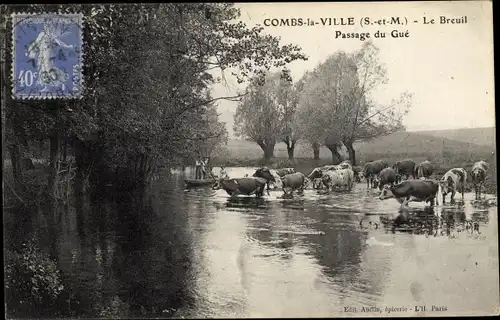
[5,238,64,317]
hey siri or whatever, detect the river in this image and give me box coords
[4,166,499,318]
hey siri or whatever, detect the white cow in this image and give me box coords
[321,168,354,191]
[471,161,489,200]
[439,168,467,203]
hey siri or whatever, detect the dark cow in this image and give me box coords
[376,167,398,190]
[439,168,467,203]
[392,159,416,183]
[20,158,35,171]
[281,172,307,196]
[415,160,434,179]
[471,161,489,200]
[379,179,439,209]
[253,167,279,195]
[275,167,296,177]
[363,160,389,188]
[213,168,275,197]
[215,177,268,197]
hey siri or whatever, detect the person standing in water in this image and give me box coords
[219,166,229,179]
[195,156,203,179]
[202,157,212,179]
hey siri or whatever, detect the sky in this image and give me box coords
[212,1,495,138]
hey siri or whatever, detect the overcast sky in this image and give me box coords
[212,1,494,138]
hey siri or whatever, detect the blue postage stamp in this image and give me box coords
[11,13,84,100]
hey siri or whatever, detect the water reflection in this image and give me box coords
[4,167,499,318]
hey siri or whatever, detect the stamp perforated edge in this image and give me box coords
[10,12,84,100]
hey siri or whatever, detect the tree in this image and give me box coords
[293,71,321,160]
[295,52,358,164]
[233,72,288,161]
[295,42,411,165]
[3,3,308,195]
[340,41,412,165]
[279,68,302,160]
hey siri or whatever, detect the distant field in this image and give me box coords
[416,127,496,147]
[214,131,495,165]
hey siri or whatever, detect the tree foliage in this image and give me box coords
[2,3,307,192]
[233,70,300,160]
[295,41,412,164]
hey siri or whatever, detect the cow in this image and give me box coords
[471,161,489,200]
[267,169,284,190]
[253,167,280,195]
[321,168,354,191]
[20,158,35,171]
[308,165,336,181]
[213,168,275,197]
[363,160,389,188]
[377,167,398,190]
[392,159,416,183]
[214,177,267,197]
[308,163,352,189]
[352,165,363,183]
[338,160,352,168]
[379,179,439,209]
[312,178,323,189]
[274,167,296,177]
[415,160,434,179]
[281,172,307,196]
[439,168,467,203]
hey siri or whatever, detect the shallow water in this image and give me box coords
[4,166,499,318]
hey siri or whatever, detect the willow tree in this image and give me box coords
[233,72,289,161]
[295,52,359,164]
[276,69,299,159]
[340,41,411,165]
[296,42,412,165]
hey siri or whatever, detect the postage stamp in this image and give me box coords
[11,13,83,100]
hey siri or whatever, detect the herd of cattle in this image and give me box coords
[212,158,491,209]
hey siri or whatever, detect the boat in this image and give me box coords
[184,178,216,188]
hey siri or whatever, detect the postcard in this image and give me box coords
[2,2,497,318]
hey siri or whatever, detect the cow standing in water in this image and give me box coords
[308,164,342,190]
[214,168,276,198]
[266,169,283,190]
[363,160,389,188]
[471,161,489,200]
[281,172,308,197]
[439,168,467,203]
[379,179,439,209]
[275,168,296,177]
[415,160,434,179]
[392,159,416,183]
[352,165,363,183]
[376,167,398,190]
[321,168,354,191]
